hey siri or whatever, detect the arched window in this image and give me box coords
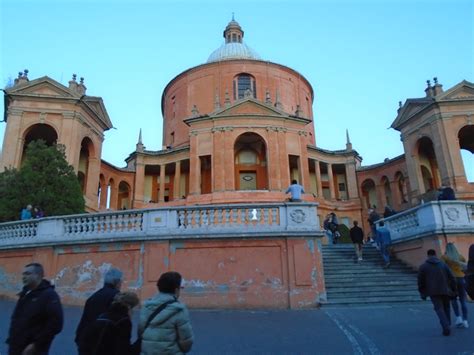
[458,125,474,182]
[233,74,257,100]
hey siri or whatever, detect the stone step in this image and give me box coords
[323,295,423,305]
[324,275,417,284]
[327,284,418,293]
[327,289,419,297]
[323,267,416,274]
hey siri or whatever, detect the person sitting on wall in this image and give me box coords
[20,204,33,220]
[438,185,456,201]
[383,205,397,218]
[285,179,304,202]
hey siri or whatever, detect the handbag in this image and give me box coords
[134,299,177,353]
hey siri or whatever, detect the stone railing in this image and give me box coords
[379,201,474,243]
[0,203,321,249]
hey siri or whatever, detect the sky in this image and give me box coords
[1,0,473,174]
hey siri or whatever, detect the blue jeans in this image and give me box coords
[431,295,451,332]
[452,277,468,320]
[380,243,390,264]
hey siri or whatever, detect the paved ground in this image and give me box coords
[1,299,474,354]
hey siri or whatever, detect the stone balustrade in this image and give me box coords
[379,201,474,243]
[0,203,321,249]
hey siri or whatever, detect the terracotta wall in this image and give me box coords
[0,237,326,309]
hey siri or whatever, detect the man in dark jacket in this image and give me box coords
[7,263,63,355]
[418,249,457,336]
[367,208,380,245]
[75,267,123,353]
[349,221,364,262]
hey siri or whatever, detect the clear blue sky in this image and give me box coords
[1,0,473,174]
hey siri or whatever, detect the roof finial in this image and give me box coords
[346,129,353,151]
[138,128,143,144]
[426,79,431,88]
[232,12,235,21]
[433,77,438,85]
[398,101,402,108]
[136,129,144,152]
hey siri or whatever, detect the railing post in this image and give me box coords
[37,218,64,243]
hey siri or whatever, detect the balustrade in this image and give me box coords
[0,203,320,249]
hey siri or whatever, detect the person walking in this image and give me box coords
[367,208,380,245]
[139,271,194,354]
[285,179,304,202]
[79,291,140,355]
[376,221,391,268]
[465,244,474,300]
[76,268,124,353]
[350,221,364,262]
[6,263,63,355]
[441,243,469,328]
[418,249,457,336]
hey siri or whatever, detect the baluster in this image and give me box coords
[263,208,269,225]
[232,208,238,226]
[216,209,222,225]
[178,211,185,229]
[186,210,193,228]
[224,209,230,227]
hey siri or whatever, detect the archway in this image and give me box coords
[361,179,377,209]
[118,181,131,209]
[417,137,440,193]
[21,124,58,165]
[234,133,268,190]
[78,137,96,194]
[395,171,408,204]
[381,176,393,207]
[458,125,474,182]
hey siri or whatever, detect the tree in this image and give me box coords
[0,140,85,222]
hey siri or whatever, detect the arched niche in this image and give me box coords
[234,132,268,190]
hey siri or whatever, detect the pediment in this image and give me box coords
[211,98,288,118]
[391,99,432,130]
[7,76,76,98]
[437,81,474,100]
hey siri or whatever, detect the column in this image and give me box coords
[213,129,225,192]
[85,157,100,206]
[390,180,402,210]
[315,160,323,197]
[375,183,387,210]
[224,129,235,190]
[173,160,181,200]
[109,183,119,210]
[158,164,166,202]
[278,129,290,188]
[133,157,145,206]
[266,128,281,191]
[345,162,359,199]
[99,181,108,209]
[298,132,311,192]
[189,132,201,195]
[327,163,336,199]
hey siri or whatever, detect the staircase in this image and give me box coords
[322,244,422,305]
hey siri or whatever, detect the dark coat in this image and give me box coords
[7,279,63,355]
[465,244,474,299]
[79,303,137,355]
[349,226,364,244]
[438,187,456,201]
[418,256,456,298]
[367,211,380,226]
[75,284,120,348]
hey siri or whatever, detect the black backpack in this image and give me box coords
[81,314,127,355]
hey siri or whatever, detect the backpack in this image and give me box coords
[81,314,127,355]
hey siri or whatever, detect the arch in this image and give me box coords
[395,171,408,203]
[234,132,268,190]
[381,176,393,207]
[98,174,107,209]
[118,181,131,210]
[458,125,474,182]
[21,123,58,165]
[233,73,257,100]
[361,178,377,209]
[416,136,440,192]
[78,137,97,194]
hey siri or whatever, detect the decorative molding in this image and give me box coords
[290,209,306,223]
[444,207,460,221]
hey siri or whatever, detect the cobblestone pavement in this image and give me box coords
[1,299,473,354]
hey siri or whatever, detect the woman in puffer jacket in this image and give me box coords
[139,272,194,354]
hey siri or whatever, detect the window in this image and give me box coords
[234,74,257,100]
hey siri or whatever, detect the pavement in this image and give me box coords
[1,299,474,354]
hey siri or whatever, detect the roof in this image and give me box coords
[207,42,261,63]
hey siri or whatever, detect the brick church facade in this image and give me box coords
[2,19,473,232]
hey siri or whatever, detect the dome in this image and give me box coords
[207,42,261,63]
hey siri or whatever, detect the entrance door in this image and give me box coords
[239,172,257,190]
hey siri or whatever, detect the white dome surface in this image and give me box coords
[207,42,261,63]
